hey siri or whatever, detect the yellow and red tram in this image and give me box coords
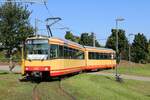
[21,36,116,78]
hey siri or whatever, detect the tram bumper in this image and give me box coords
[25,66,51,79]
[25,66,50,72]
[31,71,42,78]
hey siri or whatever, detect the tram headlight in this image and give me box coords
[25,67,29,70]
[45,67,49,71]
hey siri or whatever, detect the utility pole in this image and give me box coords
[34,18,46,36]
[128,33,134,63]
[92,33,95,47]
[35,18,38,36]
[115,17,125,81]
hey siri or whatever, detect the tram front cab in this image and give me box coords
[22,37,51,78]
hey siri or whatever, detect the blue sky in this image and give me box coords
[28,0,150,45]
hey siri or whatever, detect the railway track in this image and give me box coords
[32,78,76,100]
[58,78,76,100]
[32,83,40,100]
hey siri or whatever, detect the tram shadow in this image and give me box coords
[19,73,78,83]
[85,68,112,73]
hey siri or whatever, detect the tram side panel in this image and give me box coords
[50,59,85,76]
[86,60,116,70]
[85,51,116,70]
[63,59,85,74]
[23,59,64,77]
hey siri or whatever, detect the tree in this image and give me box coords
[79,33,100,47]
[90,33,101,47]
[105,29,129,60]
[131,33,149,63]
[65,31,78,42]
[0,2,34,57]
[79,33,90,46]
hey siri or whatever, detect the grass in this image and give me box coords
[62,74,150,100]
[0,70,150,100]
[37,82,72,100]
[0,71,75,100]
[104,63,150,77]
[0,71,34,100]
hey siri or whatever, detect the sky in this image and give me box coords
[28,0,150,45]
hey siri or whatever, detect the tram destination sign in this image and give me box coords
[26,39,48,44]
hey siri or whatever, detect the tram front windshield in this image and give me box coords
[26,39,49,60]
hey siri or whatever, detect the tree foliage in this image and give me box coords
[105,29,129,60]
[65,31,100,47]
[0,2,34,56]
[79,33,100,47]
[131,33,149,63]
[65,31,78,42]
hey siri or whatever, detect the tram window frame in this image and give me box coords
[64,46,84,59]
[103,53,107,59]
[49,44,59,59]
[58,45,64,58]
[49,44,85,59]
[75,50,84,59]
[64,46,69,59]
[88,52,112,60]
[68,48,74,59]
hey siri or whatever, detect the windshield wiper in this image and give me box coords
[41,58,44,61]
[41,56,48,61]
[28,59,32,62]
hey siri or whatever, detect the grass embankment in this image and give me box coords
[62,74,150,100]
[105,61,150,77]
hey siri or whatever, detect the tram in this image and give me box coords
[21,36,116,78]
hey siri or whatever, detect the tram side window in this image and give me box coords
[63,46,84,59]
[103,53,108,59]
[72,49,77,59]
[89,52,92,59]
[64,46,69,59]
[75,50,84,59]
[50,44,59,59]
[59,46,64,58]
[69,48,74,59]
[49,44,84,59]
[88,52,112,60]
[89,52,94,59]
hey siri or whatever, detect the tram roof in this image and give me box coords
[50,37,84,48]
[26,36,115,52]
[84,46,114,51]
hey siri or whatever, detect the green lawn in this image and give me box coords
[104,63,150,77]
[0,71,75,100]
[62,74,150,100]
[0,71,150,100]
[37,82,72,100]
[0,71,34,100]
